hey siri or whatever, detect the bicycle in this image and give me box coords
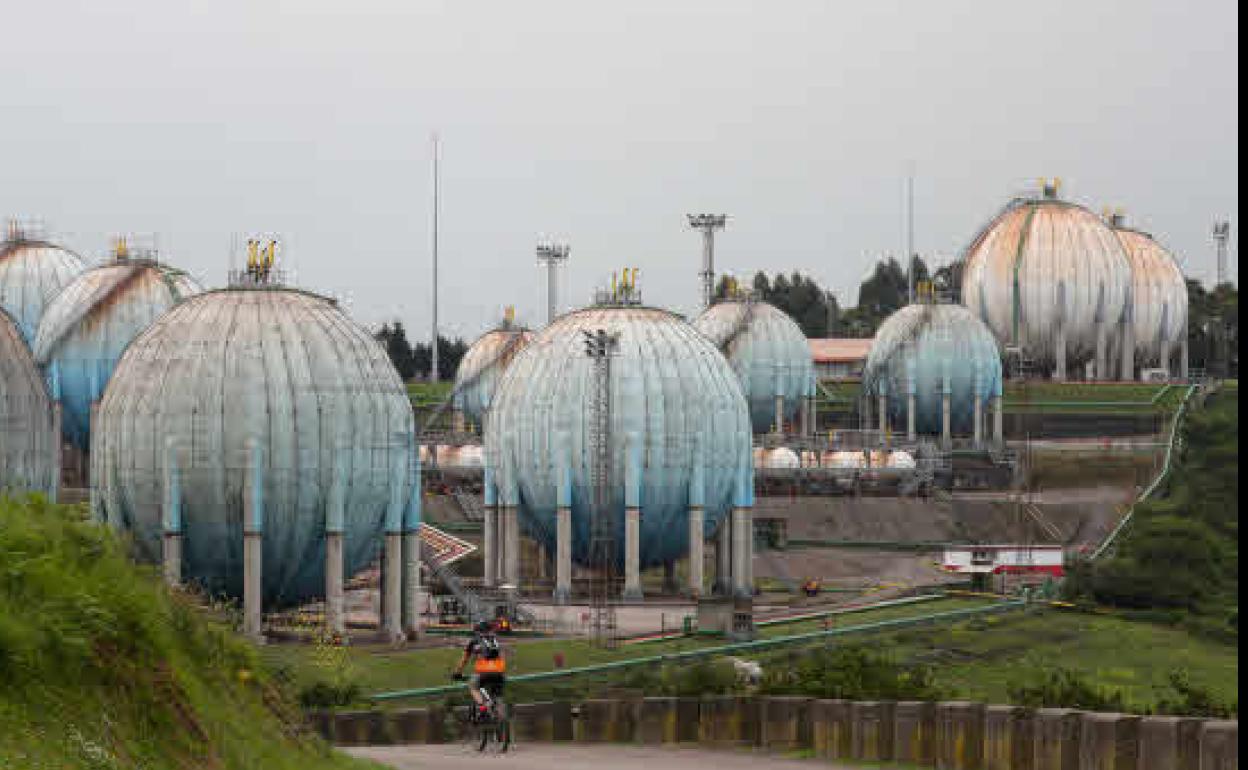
[453,675,511,753]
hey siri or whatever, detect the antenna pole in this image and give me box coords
[430,134,440,383]
[906,162,915,304]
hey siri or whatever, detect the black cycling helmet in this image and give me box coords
[474,619,493,634]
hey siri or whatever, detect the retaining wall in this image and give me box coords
[317,697,1236,768]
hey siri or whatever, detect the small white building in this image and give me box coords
[809,338,873,380]
[941,544,1065,579]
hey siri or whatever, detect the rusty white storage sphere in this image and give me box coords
[1,307,59,496]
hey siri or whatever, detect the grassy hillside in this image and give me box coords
[0,495,379,770]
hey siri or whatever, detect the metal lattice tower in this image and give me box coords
[583,327,619,648]
[536,241,570,324]
[687,213,727,309]
[1213,221,1231,286]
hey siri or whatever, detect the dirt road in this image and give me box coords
[346,743,861,769]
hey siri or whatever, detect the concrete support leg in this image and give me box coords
[402,530,423,638]
[1180,333,1189,380]
[1159,339,1172,379]
[992,396,1003,447]
[1054,325,1067,381]
[877,394,888,443]
[800,396,812,437]
[906,393,916,443]
[687,506,704,597]
[1120,323,1135,382]
[325,531,345,636]
[1095,321,1107,381]
[941,393,952,448]
[554,506,572,603]
[731,506,753,598]
[623,507,642,600]
[972,396,983,449]
[162,533,182,588]
[483,505,498,587]
[715,520,732,596]
[773,395,785,436]
[662,561,677,594]
[50,402,62,503]
[243,532,263,643]
[502,506,520,590]
[383,532,404,642]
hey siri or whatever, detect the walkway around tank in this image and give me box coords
[346,744,855,769]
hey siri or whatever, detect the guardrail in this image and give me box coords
[368,598,1025,702]
[1091,383,1200,561]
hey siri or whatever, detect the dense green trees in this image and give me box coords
[374,321,468,382]
[1186,280,1239,377]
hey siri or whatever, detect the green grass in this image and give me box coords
[406,381,453,407]
[0,495,381,770]
[262,595,994,705]
[881,607,1239,710]
[1003,382,1188,414]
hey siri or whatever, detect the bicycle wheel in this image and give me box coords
[494,702,511,753]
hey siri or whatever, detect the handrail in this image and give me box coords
[368,598,1026,702]
[1091,383,1200,560]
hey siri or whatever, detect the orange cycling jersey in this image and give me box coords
[474,657,506,674]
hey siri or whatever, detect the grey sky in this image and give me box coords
[2,0,1237,340]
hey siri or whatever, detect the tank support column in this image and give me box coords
[1094,319,1108,381]
[800,394,813,437]
[714,520,732,595]
[1159,338,1172,379]
[50,402,62,503]
[403,449,424,639]
[622,435,643,600]
[1120,312,1135,382]
[324,457,347,636]
[992,395,1004,448]
[501,505,520,591]
[877,391,888,444]
[382,449,406,643]
[973,395,984,448]
[941,374,952,449]
[1054,326,1067,381]
[242,439,264,644]
[687,505,704,597]
[553,453,572,603]
[161,437,182,588]
[906,392,917,442]
[731,506,753,597]
[1180,328,1189,380]
[773,395,785,436]
[483,466,498,587]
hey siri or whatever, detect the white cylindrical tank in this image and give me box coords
[961,188,1131,370]
[0,226,87,344]
[1111,224,1188,367]
[453,322,533,423]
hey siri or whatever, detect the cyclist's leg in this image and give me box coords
[468,674,485,707]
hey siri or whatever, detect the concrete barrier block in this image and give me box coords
[894,701,938,765]
[639,697,678,744]
[851,700,896,762]
[334,710,389,746]
[390,708,433,744]
[937,701,986,770]
[1137,716,1202,770]
[699,695,759,746]
[984,705,1033,770]
[675,697,700,743]
[1078,712,1139,770]
[577,699,639,742]
[551,701,574,741]
[308,711,335,743]
[811,699,853,760]
[511,702,556,743]
[1198,720,1238,770]
[760,696,813,753]
[1033,709,1083,770]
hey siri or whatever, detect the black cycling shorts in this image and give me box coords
[471,672,506,694]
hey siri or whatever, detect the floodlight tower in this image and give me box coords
[688,213,728,308]
[536,240,571,324]
[1213,221,1231,286]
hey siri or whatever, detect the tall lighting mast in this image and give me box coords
[536,240,571,324]
[1213,220,1231,286]
[430,133,441,383]
[687,213,727,308]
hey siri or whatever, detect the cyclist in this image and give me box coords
[452,619,506,720]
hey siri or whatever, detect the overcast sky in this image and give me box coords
[2,0,1238,340]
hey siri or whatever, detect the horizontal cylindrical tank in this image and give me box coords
[453,324,533,422]
[487,304,752,568]
[91,286,417,606]
[864,303,1002,434]
[1111,226,1188,364]
[420,444,485,469]
[33,258,203,450]
[753,447,800,469]
[693,299,814,433]
[961,194,1131,367]
[0,229,87,344]
[1,308,59,496]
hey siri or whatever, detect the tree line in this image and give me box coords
[374,321,468,382]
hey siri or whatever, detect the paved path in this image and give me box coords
[345,744,860,769]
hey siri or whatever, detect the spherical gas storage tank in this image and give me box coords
[91,284,417,606]
[453,320,533,423]
[1,307,60,496]
[961,186,1131,370]
[1110,223,1188,369]
[34,255,203,450]
[692,299,814,433]
[487,303,753,569]
[863,303,1002,435]
[0,226,87,345]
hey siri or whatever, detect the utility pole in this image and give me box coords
[1213,221,1231,286]
[687,213,727,309]
[536,240,571,325]
[430,133,441,383]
